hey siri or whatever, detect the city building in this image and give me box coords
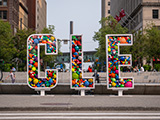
[19,0,28,30]
[27,0,47,33]
[0,0,19,34]
[109,0,160,33]
[27,0,36,30]
[101,0,110,18]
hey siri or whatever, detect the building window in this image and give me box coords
[0,11,7,19]
[3,0,7,6]
[3,11,7,19]
[108,1,110,6]
[0,0,2,5]
[108,10,110,14]
[0,0,7,6]
[153,10,159,19]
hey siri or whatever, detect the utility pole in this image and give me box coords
[70,21,73,35]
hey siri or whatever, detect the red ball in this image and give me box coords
[72,48,75,53]
[29,73,34,78]
[72,44,75,48]
[48,72,52,77]
[77,41,81,46]
[35,46,38,50]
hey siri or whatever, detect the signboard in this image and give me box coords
[27,34,58,90]
[106,34,134,90]
[70,35,95,90]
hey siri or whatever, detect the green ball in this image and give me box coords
[111,78,116,82]
[72,72,79,79]
[120,84,124,87]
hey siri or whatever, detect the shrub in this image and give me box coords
[143,65,151,71]
[154,64,160,71]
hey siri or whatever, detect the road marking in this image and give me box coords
[0,116,160,119]
[0,113,160,116]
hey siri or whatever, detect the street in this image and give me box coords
[0,111,160,119]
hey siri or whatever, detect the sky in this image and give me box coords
[46,0,101,52]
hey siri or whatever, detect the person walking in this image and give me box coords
[5,70,16,83]
[93,70,100,83]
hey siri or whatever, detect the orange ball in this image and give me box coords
[72,80,75,85]
[120,37,127,43]
[34,62,38,68]
[111,73,116,78]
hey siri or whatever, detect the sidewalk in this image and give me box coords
[0,95,160,111]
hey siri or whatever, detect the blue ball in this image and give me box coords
[49,79,53,83]
[84,81,89,87]
[75,46,79,51]
[74,84,79,87]
[120,56,125,61]
[37,83,40,87]
[74,52,78,56]
[115,75,119,80]
[34,39,39,44]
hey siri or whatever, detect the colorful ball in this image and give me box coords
[33,79,38,84]
[75,46,79,51]
[72,72,79,79]
[28,78,32,82]
[72,48,75,53]
[34,39,39,44]
[111,82,116,87]
[84,81,89,87]
[78,56,82,60]
[32,67,36,71]
[124,81,132,87]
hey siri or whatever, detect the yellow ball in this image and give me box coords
[79,73,82,78]
[72,68,75,72]
[88,79,93,82]
[81,85,84,87]
[108,48,111,52]
[50,36,55,41]
[29,78,32,82]
[33,79,38,84]
[32,67,36,71]
[54,74,56,79]
[50,85,54,87]
[111,82,116,87]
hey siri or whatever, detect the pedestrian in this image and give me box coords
[140,66,144,72]
[93,70,100,83]
[88,66,92,72]
[5,70,16,83]
[11,67,16,76]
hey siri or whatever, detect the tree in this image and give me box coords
[93,16,128,69]
[40,25,61,69]
[12,29,35,71]
[144,24,160,64]
[0,20,16,63]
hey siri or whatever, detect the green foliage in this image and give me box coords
[143,65,151,71]
[144,24,160,63]
[0,20,16,62]
[12,29,35,71]
[41,25,55,34]
[93,16,128,62]
[154,64,160,71]
[4,64,12,72]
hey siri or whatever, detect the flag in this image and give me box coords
[115,15,121,22]
[119,8,125,18]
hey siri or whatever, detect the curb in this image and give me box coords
[0,107,160,111]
